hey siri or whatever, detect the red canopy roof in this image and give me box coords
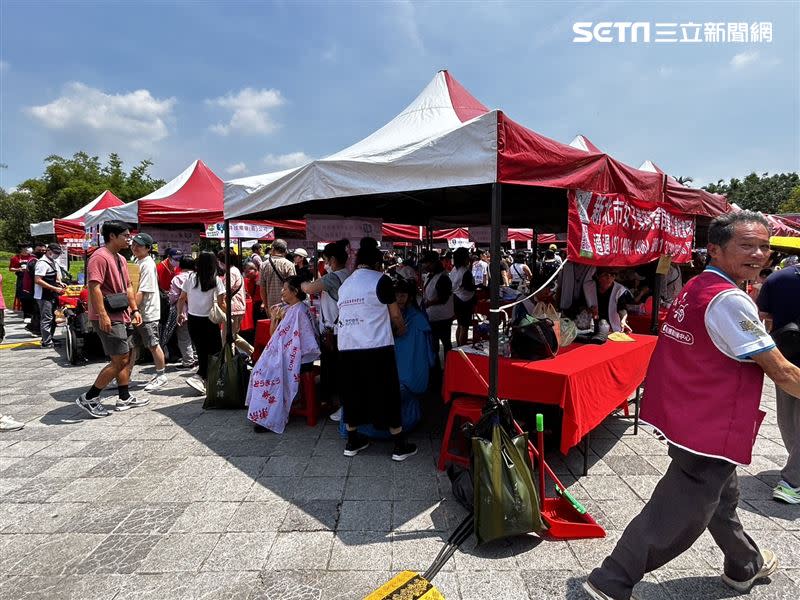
[138,160,224,224]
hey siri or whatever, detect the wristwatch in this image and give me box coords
[130,309,140,315]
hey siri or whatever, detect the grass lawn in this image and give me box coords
[0,251,85,309]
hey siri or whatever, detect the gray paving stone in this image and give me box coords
[202,532,276,571]
[58,503,136,534]
[3,477,71,502]
[329,530,392,571]
[20,533,107,576]
[344,476,393,500]
[294,476,345,501]
[280,500,340,532]
[75,534,162,574]
[2,502,83,533]
[170,501,240,533]
[338,500,391,531]
[113,503,189,534]
[458,570,530,600]
[390,532,455,573]
[0,455,60,478]
[392,499,451,532]
[137,533,219,573]
[228,500,291,532]
[267,531,334,570]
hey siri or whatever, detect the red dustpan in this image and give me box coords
[456,349,605,540]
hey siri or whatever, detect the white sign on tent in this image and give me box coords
[306,215,382,243]
[205,222,275,240]
[447,237,473,249]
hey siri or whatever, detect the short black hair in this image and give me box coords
[34,241,47,249]
[708,210,770,247]
[179,256,195,270]
[101,220,131,243]
[322,241,348,266]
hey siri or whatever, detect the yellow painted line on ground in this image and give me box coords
[0,340,41,350]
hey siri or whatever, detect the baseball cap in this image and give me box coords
[131,232,154,247]
[167,248,183,258]
[548,244,558,251]
[47,243,63,255]
[293,248,309,258]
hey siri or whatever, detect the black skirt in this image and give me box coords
[338,345,402,430]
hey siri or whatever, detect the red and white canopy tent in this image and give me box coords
[222,69,731,402]
[30,190,124,241]
[84,160,225,228]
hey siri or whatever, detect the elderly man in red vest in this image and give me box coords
[584,211,800,600]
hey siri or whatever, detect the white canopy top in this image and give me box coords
[224,71,498,220]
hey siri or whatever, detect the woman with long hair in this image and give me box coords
[449,247,477,347]
[177,251,223,394]
[215,249,246,344]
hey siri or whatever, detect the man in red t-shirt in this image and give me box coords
[76,220,145,419]
[9,244,34,315]
[156,248,182,292]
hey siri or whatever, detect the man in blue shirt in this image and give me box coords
[757,260,800,504]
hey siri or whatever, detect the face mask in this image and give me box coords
[24,247,33,254]
[34,250,46,258]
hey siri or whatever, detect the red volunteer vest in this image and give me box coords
[640,270,765,465]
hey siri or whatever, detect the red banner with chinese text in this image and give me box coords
[567,189,694,266]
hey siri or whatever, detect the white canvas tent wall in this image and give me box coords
[30,190,124,236]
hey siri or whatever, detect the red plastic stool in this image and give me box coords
[437,396,485,471]
[290,366,322,427]
[252,319,272,362]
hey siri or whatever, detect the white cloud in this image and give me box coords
[392,0,424,52]
[731,51,759,69]
[207,88,285,136]
[26,82,175,147]
[225,162,248,176]
[263,152,311,170]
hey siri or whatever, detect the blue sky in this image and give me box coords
[1,1,798,192]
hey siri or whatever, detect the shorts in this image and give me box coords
[92,321,132,357]
[453,295,476,327]
[132,320,160,349]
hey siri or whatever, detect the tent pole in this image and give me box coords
[488,183,502,402]
[651,273,663,334]
[224,219,233,344]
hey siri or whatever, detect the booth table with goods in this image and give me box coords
[441,334,658,475]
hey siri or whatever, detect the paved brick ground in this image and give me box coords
[1,311,798,599]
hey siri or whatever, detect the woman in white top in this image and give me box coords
[509,252,533,291]
[177,251,222,394]
[336,242,417,462]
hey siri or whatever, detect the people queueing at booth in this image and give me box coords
[167,256,197,368]
[33,243,66,349]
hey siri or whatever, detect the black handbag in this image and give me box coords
[509,315,558,360]
[103,254,130,312]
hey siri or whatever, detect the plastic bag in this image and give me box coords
[205,344,248,409]
[472,422,545,545]
[558,317,578,347]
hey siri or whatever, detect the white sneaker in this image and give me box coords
[115,395,150,412]
[0,415,25,431]
[329,407,342,422]
[187,376,206,395]
[721,548,778,593]
[144,374,168,392]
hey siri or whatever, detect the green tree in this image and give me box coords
[0,152,165,250]
[703,172,799,214]
[779,185,800,214]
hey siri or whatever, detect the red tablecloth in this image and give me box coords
[442,335,658,454]
[241,298,254,332]
[627,309,668,334]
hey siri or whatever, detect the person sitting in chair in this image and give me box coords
[583,267,634,333]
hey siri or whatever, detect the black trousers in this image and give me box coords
[588,444,763,600]
[187,314,222,380]
[430,318,453,364]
